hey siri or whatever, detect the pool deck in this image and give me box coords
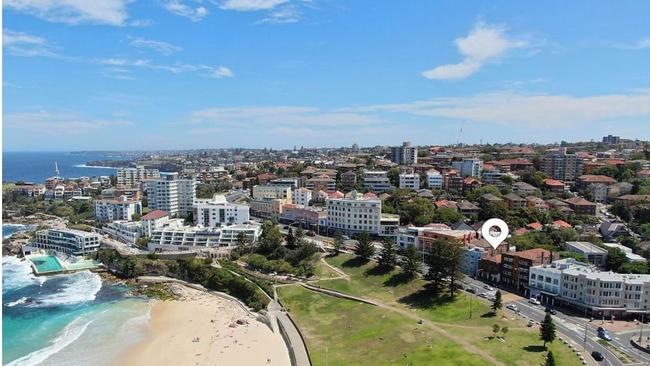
[26,254,103,276]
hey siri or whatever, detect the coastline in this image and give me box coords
[116,283,291,366]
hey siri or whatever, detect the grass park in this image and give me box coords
[277,253,583,366]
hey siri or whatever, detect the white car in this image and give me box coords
[529,297,541,305]
[483,285,494,291]
[506,304,518,311]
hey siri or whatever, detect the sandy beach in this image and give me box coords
[118,284,291,366]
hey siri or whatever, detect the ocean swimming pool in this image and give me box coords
[27,255,64,274]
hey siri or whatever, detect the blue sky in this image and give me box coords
[3,0,650,151]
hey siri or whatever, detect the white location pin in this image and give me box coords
[481,218,509,250]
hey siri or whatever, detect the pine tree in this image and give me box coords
[286,228,296,250]
[401,245,421,279]
[540,313,556,348]
[491,290,503,314]
[378,237,397,269]
[354,232,374,260]
[545,351,555,366]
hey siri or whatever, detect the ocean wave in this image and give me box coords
[3,224,36,239]
[29,271,102,308]
[5,296,31,307]
[2,256,40,292]
[5,318,94,366]
[72,164,116,169]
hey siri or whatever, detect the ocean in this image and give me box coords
[2,225,152,365]
[2,152,126,183]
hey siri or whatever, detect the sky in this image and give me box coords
[3,0,650,151]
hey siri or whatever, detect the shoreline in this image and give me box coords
[116,283,291,366]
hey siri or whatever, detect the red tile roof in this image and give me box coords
[543,179,565,187]
[142,210,169,220]
[552,220,572,229]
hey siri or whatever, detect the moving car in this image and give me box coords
[545,307,556,315]
[483,285,494,291]
[529,297,541,305]
[506,304,518,311]
[597,328,612,341]
[591,351,604,361]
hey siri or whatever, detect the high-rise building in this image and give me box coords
[147,172,196,217]
[117,165,160,190]
[390,141,418,165]
[542,149,583,182]
[452,158,483,177]
[602,135,621,144]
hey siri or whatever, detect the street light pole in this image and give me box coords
[639,313,645,342]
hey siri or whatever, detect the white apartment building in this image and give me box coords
[326,190,382,236]
[94,196,142,222]
[426,170,443,189]
[141,210,170,237]
[390,141,418,165]
[362,171,393,193]
[147,173,196,217]
[252,184,292,201]
[117,166,160,190]
[399,173,420,190]
[102,220,143,244]
[29,228,101,256]
[148,223,261,252]
[292,187,313,207]
[193,194,250,228]
[529,258,650,317]
[452,158,483,177]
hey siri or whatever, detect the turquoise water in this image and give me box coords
[2,253,152,365]
[28,255,64,274]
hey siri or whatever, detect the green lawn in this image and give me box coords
[278,285,489,366]
[308,253,582,366]
[312,259,342,280]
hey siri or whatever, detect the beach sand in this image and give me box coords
[118,284,291,366]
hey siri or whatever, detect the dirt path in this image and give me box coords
[310,256,350,282]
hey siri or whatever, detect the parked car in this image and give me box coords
[591,351,604,361]
[478,292,488,298]
[545,307,556,315]
[506,304,518,311]
[342,235,350,240]
[467,288,476,294]
[527,320,535,327]
[529,297,541,305]
[597,328,612,341]
[306,230,316,237]
[483,285,494,291]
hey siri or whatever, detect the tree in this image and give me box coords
[286,228,296,250]
[501,326,508,339]
[540,313,556,348]
[377,237,397,269]
[294,227,305,241]
[492,290,503,314]
[131,212,142,221]
[431,207,465,225]
[332,230,344,255]
[606,247,628,272]
[354,232,374,260]
[443,240,464,298]
[236,232,249,253]
[425,240,447,291]
[492,324,501,338]
[401,245,421,279]
[545,351,555,366]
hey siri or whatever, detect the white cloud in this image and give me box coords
[4,110,132,134]
[128,36,181,55]
[163,1,208,21]
[98,57,234,79]
[423,22,527,80]
[3,29,58,57]
[3,0,130,25]
[219,0,287,11]
[614,37,650,50]
[341,91,650,127]
[257,5,300,24]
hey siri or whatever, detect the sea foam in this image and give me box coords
[29,270,102,308]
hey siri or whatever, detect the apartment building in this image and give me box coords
[305,175,336,192]
[399,173,420,190]
[148,222,261,252]
[362,171,393,193]
[193,194,250,228]
[512,181,540,195]
[292,187,313,207]
[390,141,418,165]
[341,170,357,190]
[564,197,597,215]
[542,149,583,182]
[501,248,553,294]
[452,158,483,177]
[269,177,300,190]
[426,170,443,189]
[252,184,292,201]
[102,220,143,244]
[117,166,160,190]
[141,210,170,237]
[29,228,101,256]
[326,190,383,236]
[94,196,142,222]
[530,258,650,317]
[147,173,196,217]
[502,193,526,210]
